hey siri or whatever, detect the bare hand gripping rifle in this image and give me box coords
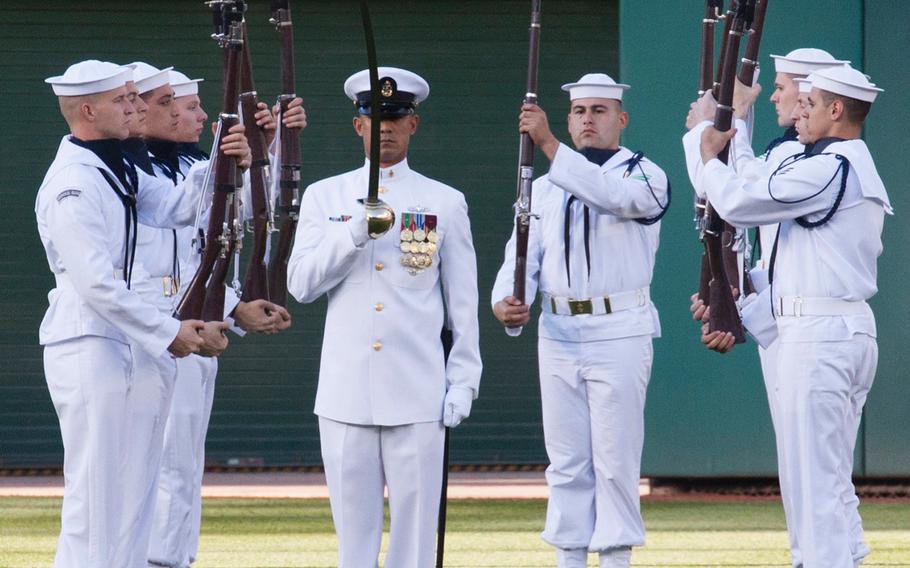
[357,0,396,239]
[239,20,274,304]
[512,0,542,305]
[267,0,302,307]
[700,0,756,343]
[175,0,245,322]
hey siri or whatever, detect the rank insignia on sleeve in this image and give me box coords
[56,188,82,202]
[399,211,438,275]
[328,214,352,222]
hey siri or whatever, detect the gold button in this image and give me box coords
[375,262,385,271]
[378,186,388,194]
[375,303,384,312]
[372,341,382,351]
[388,170,394,178]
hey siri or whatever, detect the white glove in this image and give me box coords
[443,386,474,428]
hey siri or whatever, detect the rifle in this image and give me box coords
[700,0,755,343]
[267,0,302,307]
[512,0,542,305]
[694,0,723,303]
[175,0,245,322]
[357,0,396,238]
[239,20,273,304]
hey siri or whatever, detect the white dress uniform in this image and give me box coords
[697,66,889,568]
[36,132,204,568]
[683,51,861,568]
[287,154,482,567]
[492,128,668,565]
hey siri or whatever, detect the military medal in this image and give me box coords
[398,209,439,275]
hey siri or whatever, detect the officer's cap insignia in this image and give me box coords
[381,78,395,98]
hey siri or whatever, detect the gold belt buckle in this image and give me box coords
[568,299,593,315]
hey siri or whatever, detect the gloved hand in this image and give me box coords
[442,386,474,428]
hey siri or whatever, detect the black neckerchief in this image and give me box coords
[762,125,799,159]
[146,139,180,184]
[806,136,846,156]
[176,142,209,162]
[72,137,130,188]
[579,146,620,166]
[121,138,155,176]
[71,136,138,288]
[564,147,621,286]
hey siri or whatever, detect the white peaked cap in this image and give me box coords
[561,73,630,102]
[45,60,130,96]
[169,70,204,98]
[343,66,430,103]
[770,48,850,76]
[806,65,883,103]
[128,61,174,94]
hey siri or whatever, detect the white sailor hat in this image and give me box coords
[770,48,849,76]
[795,78,813,94]
[45,60,130,96]
[169,70,204,98]
[805,65,883,103]
[344,66,429,118]
[128,61,174,94]
[561,73,630,102]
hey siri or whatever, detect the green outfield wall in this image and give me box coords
[0,0,906,476]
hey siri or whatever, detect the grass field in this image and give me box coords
[2,497,909,567]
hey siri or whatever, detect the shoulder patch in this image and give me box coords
[56,188,82,202]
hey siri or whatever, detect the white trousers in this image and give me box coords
[318,417,445,568]
[759,341,801,563]
[538,335,652,557]
[148,354,218,568]
[775,335,876,568]
[45,336,175,568]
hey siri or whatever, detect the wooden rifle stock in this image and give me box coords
[175,1,245,322]
[267,0,302,307]
[239,22,272,303]
[512,0,541,304]
[699,0,755,343]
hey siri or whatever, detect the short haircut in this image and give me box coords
[818,90,871,124]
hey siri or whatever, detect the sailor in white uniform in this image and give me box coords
[491,73,669,568]
[286,67,482,568]
[696,65,890,568]
[36,59,213,568]
[145,68,301,568]
[682,48,850,567]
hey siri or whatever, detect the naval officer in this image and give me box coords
[697,64,889,568]
[36,59,215,568]
[491,73,669,568]
[286,67,481,567]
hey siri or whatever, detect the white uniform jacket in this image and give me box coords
[491,143,668,342]
[36,136,204,357]
[287,159,482,426]
[700,138,892,343]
